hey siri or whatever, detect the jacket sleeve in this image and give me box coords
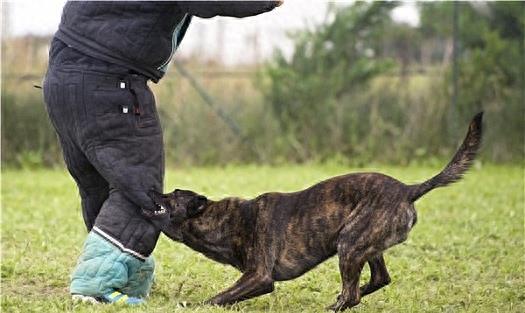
[177,1,279,18]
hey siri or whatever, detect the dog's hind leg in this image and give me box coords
[327,243,375,309]
[204,271,274,306]
[360,253,391,297]
[327,245,367,311]
[327,208,383,311]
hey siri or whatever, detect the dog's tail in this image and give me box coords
[408,112,483,202]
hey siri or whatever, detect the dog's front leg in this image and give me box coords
[205,271,274,306]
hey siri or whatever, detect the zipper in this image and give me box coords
[157,14,188,71]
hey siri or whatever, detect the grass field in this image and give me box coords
[2,164,523,313]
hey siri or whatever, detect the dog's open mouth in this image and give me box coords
[148,190,165,205]
[143,190,170,219]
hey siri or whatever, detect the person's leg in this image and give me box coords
[62,143,109,231]
[69,71,164,300]
[70,191,158,298]
[44,67,144,302]
[44,67,161,303]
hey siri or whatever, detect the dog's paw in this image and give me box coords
[326,294,341,311]
[203,296,229,306]
[176,300,192,308]
[326,297,360,312]
[203,298,219,306]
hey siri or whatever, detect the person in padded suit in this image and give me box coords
[43,1,282,305]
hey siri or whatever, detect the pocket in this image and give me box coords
[87,89,135,139]
[133,85,161,134]
[92,89,135,116]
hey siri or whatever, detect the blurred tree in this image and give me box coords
[260,2,398,161]
[420,2,524,160]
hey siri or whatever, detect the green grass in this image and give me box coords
[2,164,524,312]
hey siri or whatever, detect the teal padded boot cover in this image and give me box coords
[121,256,155,298]
[70,232,145,296]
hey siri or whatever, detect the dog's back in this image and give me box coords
[254,172,407,280]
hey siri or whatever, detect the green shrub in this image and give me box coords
[1,89,62,168]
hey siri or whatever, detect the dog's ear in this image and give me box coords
[187,195,208,217]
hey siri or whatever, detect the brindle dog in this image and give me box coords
[150,113,483,311]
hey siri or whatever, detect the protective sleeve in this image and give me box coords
[177,1,280,18]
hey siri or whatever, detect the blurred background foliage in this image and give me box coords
[2,1,524,168]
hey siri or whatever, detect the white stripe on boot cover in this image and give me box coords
[92,226,147,261]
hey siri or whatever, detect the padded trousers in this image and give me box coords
[43,39,168,296]
[44,66,164,257]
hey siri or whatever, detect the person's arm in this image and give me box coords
[177,1,282,18]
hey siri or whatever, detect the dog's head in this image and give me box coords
[149,189,209,223]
